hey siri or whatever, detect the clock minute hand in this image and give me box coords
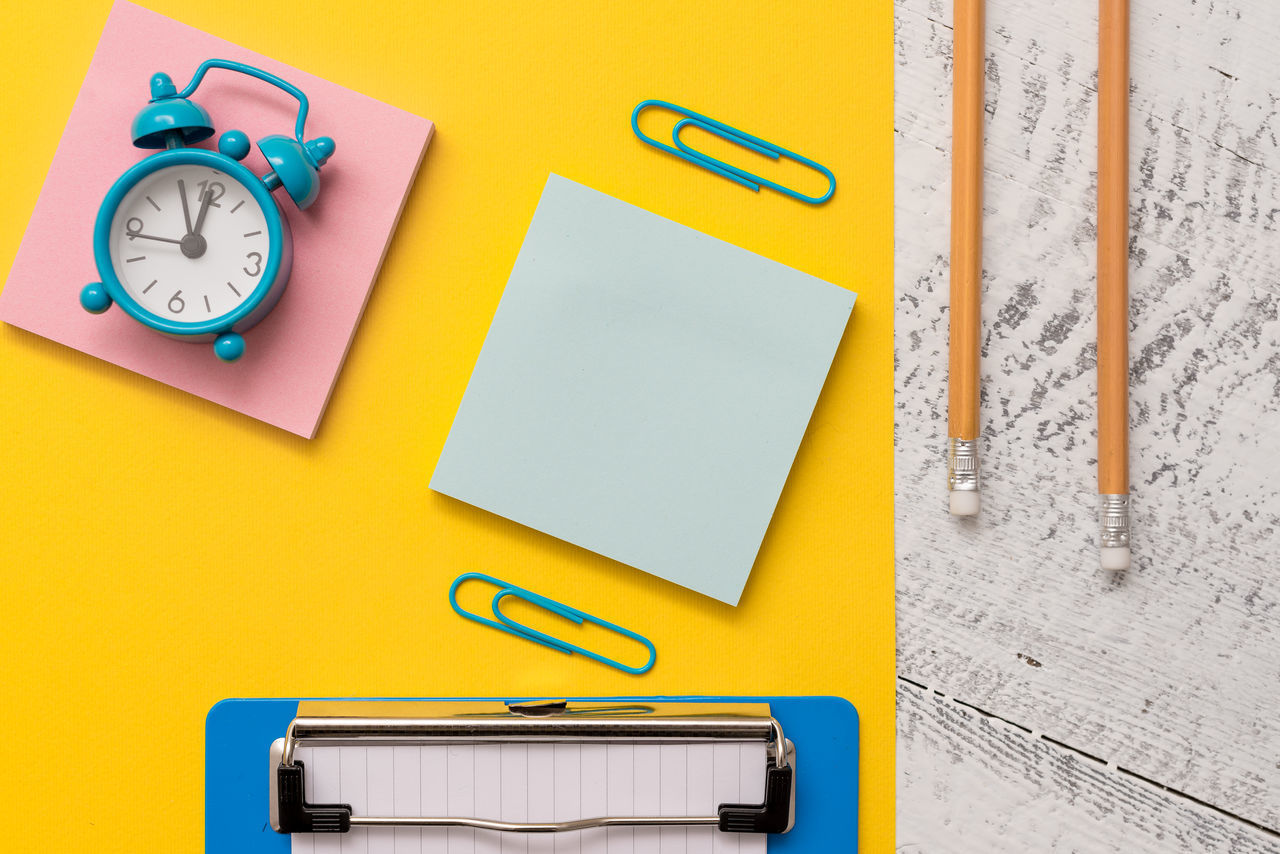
[126,231,185,245]
[177,179,194,235]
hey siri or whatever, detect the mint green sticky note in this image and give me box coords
[431,175,855,605]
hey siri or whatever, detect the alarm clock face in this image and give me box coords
[108,163,272,322]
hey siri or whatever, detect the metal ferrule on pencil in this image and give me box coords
[1099,493,1131,548]
[947,437,980,493]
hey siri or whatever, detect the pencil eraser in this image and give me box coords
[1100,546,1130,571]
[949,490,980,516]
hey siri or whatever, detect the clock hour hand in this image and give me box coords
[178,179,194,234]
[192,186,214,237]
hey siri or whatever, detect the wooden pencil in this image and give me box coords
[1098,0,1131,569]
[947,0,985,516]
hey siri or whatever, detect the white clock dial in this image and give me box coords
[108,164,272,321]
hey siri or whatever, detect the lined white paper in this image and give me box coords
[290,742,768,854]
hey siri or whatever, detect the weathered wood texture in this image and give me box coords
[897,680,1280,852]
[895,0,1280,833]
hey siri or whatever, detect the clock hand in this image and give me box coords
[125,231,185,245]
[177,179,194,235]
[192,186,214,237]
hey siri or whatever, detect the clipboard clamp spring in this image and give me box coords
[272,702,796,836]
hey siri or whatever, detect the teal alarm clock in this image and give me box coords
[80,59,335,362]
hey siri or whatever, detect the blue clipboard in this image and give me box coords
[207,695,858,851]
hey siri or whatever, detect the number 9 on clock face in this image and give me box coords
[108,164,274,320]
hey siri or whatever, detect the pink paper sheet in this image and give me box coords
[0,1,432,437]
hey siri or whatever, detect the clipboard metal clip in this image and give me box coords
[270,701,796,836]
[449,572,657,675]
[631,99,836,205]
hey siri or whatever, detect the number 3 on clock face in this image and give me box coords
[92,148,293,343]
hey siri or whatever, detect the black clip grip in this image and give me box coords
[716,763,794,834]
[276,762,353,833]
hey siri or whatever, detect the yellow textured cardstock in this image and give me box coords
[0,0,893,851]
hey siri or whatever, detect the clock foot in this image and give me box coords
[80,283,112,314]
[214,332,246,362]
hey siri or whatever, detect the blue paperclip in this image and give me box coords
[631,99,836,205]
[448,572,657,675]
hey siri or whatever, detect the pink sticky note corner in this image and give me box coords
[0,0,433,438]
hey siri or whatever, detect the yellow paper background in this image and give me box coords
[0,0,893,850]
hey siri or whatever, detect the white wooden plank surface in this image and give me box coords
[897,679,1280,852]
[895,0,1280,834]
